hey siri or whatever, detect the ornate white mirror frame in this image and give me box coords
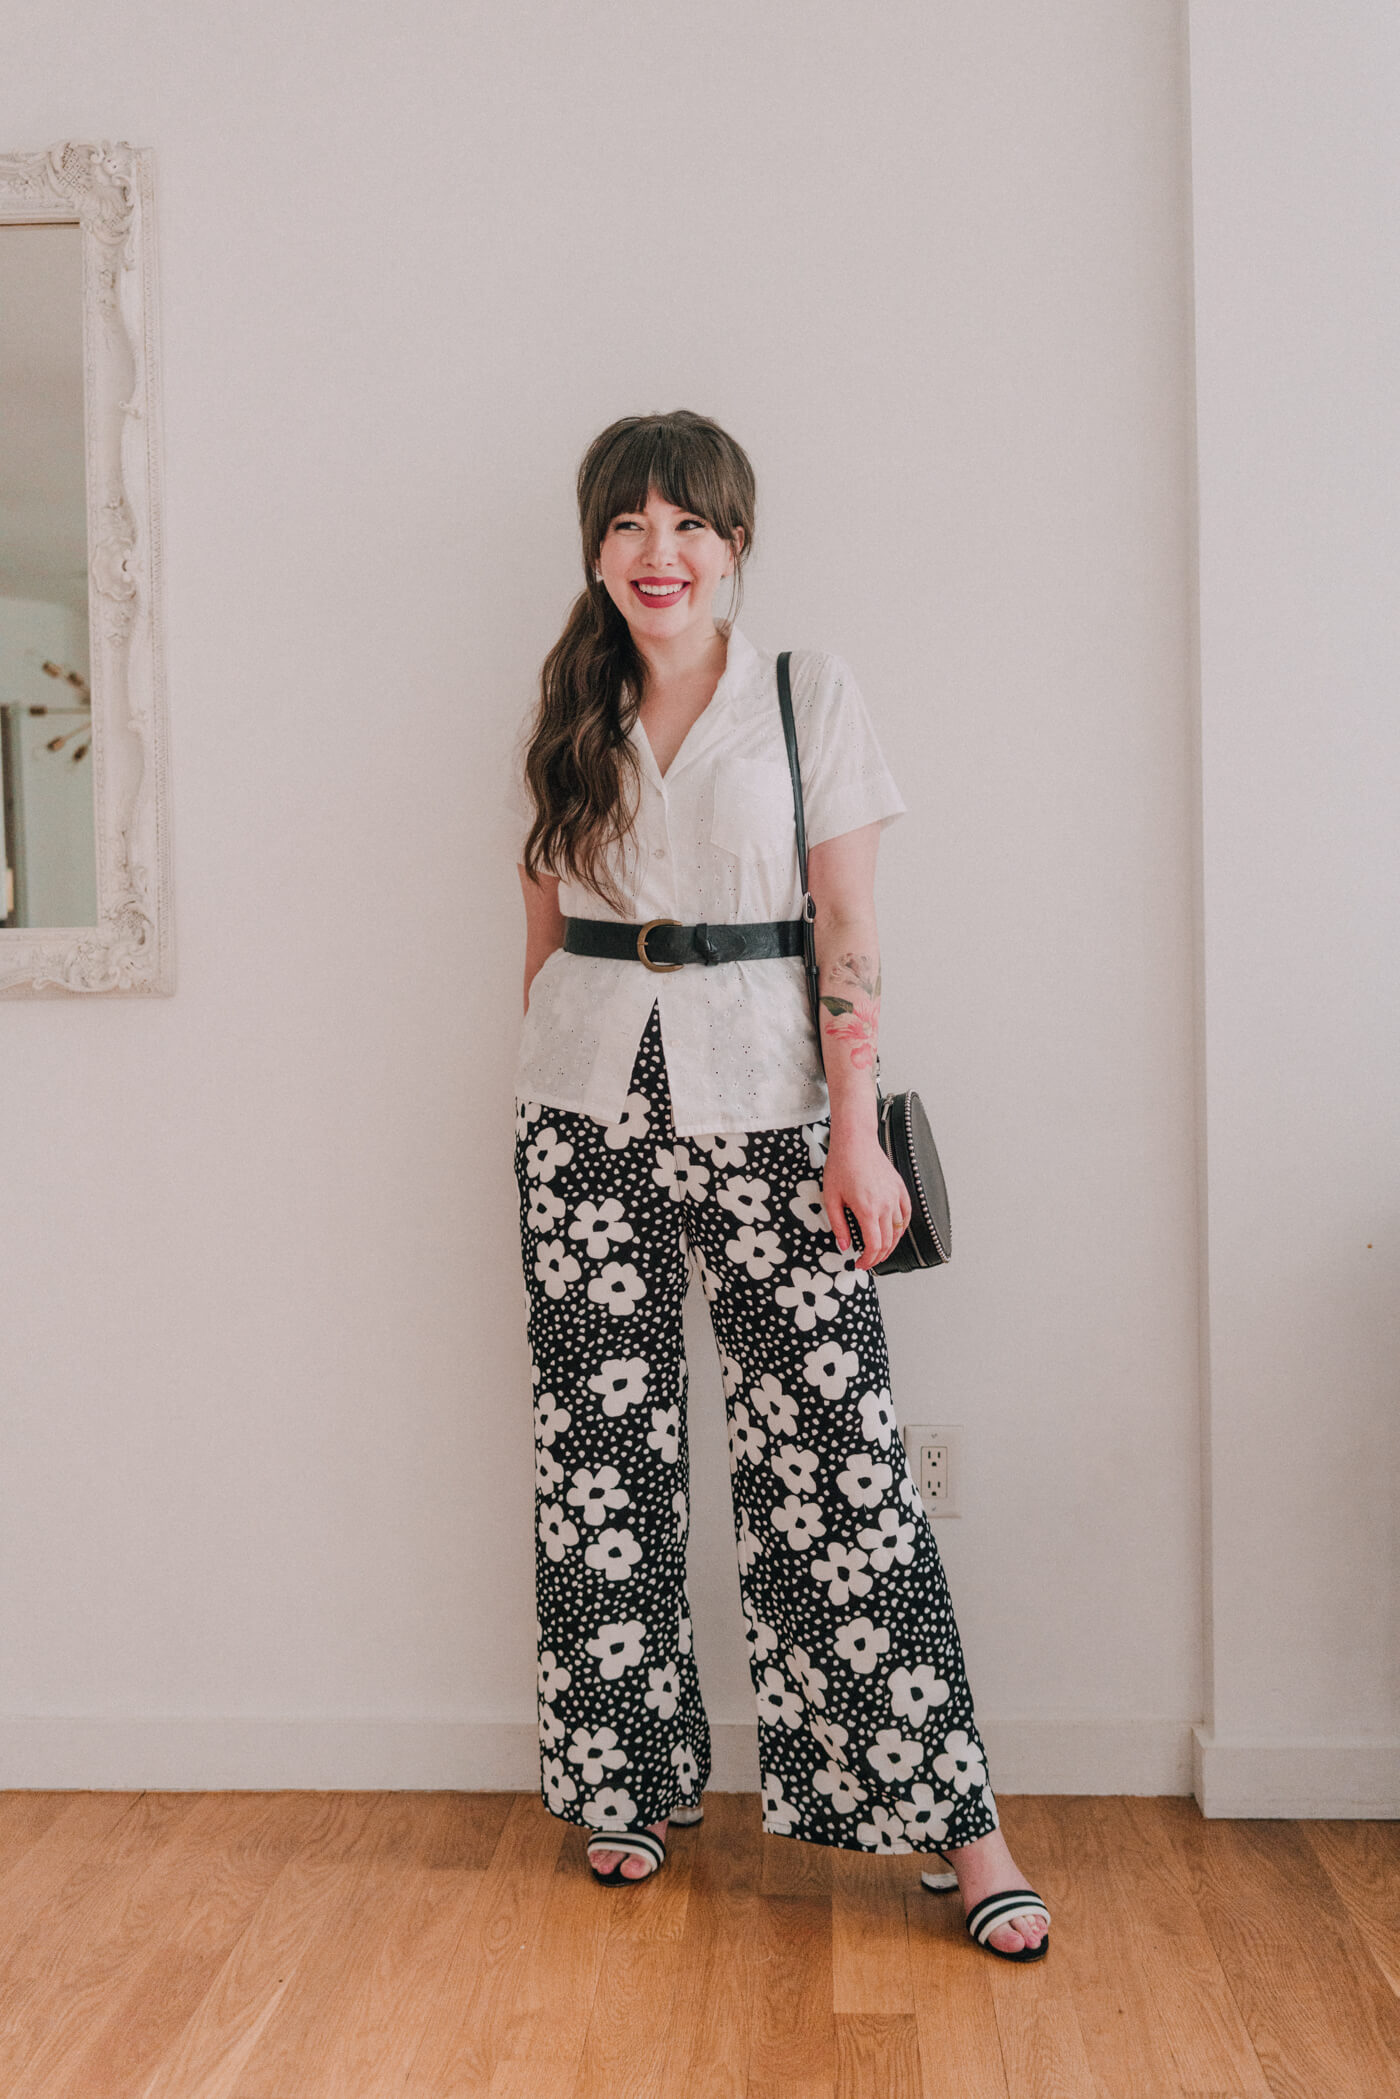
[0,143,172,997]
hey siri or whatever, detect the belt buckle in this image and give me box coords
[637,917,683,972]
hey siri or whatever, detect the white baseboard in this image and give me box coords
[10,1718,1390,1817]
[1193,1728,1400,1818]
[0,1713,1192,1796]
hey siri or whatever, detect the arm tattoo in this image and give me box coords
[819,950,882,1073]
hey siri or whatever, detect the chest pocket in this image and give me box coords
[710,759,797,862]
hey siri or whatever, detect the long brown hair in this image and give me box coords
[520,410,756,911]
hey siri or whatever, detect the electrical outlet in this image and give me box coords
[902,1425,962,1519]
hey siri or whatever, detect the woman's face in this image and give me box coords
[596,487,741,645]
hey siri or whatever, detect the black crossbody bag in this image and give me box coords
[776,651,951,1275]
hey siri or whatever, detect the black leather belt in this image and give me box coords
[563,916,805,973]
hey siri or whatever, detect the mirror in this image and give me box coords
[0,143,172,997]
[0,222,98,928]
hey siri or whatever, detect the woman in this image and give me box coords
[510,410,1050,1960]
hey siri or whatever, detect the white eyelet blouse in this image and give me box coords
[508,625,906,1137]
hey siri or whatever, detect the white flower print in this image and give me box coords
[725,1224,787,1279]
[652,1144,711,1203]
[689,1243,724,1302]
[770,1493,827,1552]
[897,1785,955,1843]
[537,1650,572,1702]
[694,1129,749,1167]
[672,1487,688,1539]
[566,1725,628,1782]
[887,1664,951,1727]
[534,1238,581,1300]
[933,1730,987,1795]
[533,1389,570,1447]
[716,1173,772,1225]
[810,1539,873,1605]
[535,1447,564,1496]
[811,1713,851,1765]
[836,1452,894,1510]
[717,1347,744,1397]
[583,1786,639,1831]
[678,1605,693,1656]
[866,1728,926,1782]
[755,1666,804,1729]
[762,1771,800,1835]
[736,1506,764,1573]
[602,1092,651,1149]
[585,1618,645,1678]
[803,1340,860,1400]
[515,1099,544,1141]
[538,1502,579,1562]
[566,1464,631,1526]
[672,1742,699,1790]
[981,1783,1000,1827]
[819,1245,871,1296]
[584,1526,644,1582]
[802,1121,831,1170]
[857,1505,917,1572]
[774,1265,841,1332]
[743,1604,779,1661]
[832,1615,890,1676]
[856,1805,914,1853]
[898,1472,920,1509]
[728,1401,767,1468]
[541,1754,577,1813]
[567,1197,634,1258]
[525,1127,574,1183]
[527,1184,566,1234]
[538,1700,565,1748]
[813,1761,867,1813]
[588,1261,647,1317]
[749,1373,799,1436]
[647,1403,681,1463]
[857,1387,897,1449]
[645,1663,682,1720]
[788,1176,828,1231]
[786,1645,828,1710]
[771,1443,820,1497]
[588,1357,648,1416]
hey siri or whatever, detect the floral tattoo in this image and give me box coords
[819,951,881,1074]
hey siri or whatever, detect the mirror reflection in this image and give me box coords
[0,221,97,928]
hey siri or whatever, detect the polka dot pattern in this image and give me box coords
[517,1001,998,1854]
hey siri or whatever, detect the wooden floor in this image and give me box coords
[0,1790,1396,2098]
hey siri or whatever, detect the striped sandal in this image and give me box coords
[585,1799,703,1885]
[920,1847,1051,1963]
[586,1824,668,1885]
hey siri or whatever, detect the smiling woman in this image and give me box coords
[506,409,1053,1957]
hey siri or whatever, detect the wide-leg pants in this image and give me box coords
[514,1000,999,1855]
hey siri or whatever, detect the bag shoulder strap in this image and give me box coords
[776,651,825,1073]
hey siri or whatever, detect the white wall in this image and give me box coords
[1188,3,1400,1815]
[0,2,1203,1793]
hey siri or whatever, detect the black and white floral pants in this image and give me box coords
[514,1000,998,1855]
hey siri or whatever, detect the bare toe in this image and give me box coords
[988,1911,1045,1954]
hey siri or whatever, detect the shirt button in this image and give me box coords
[654,846,667,859]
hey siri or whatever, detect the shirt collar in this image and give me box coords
[627,624,765,788]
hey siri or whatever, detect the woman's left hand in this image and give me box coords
[821,1130,912,1272]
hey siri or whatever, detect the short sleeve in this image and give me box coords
[796,651,907,847]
